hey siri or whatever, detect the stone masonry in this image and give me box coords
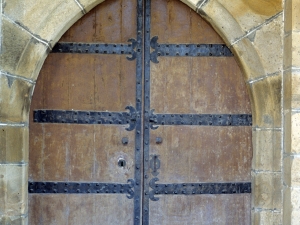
[0,0,298,224]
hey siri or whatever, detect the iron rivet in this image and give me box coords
[156,137,162,144]
[122,137,129,145]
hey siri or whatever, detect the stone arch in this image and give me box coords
[0,0,283,223]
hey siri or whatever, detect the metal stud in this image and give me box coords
[156,137,162,144]
[122,137,129,145]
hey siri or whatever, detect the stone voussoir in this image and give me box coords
[0,16,49,80]
[0,73,34,124]
[247,74,282,128]
[2,0,83,47]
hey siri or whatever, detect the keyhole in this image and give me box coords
[118,158,126,168]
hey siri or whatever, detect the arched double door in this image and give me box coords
[29,0,252,224]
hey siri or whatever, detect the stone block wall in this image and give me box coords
[0,0,298,224]
[283,0,300,224]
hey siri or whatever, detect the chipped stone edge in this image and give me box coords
[196,0,209,14]
[0,70,36,84]
[252,208,282,213]
[252,170,282,174]
[2,14,52,50]
[0,162,28,165]
[73,0,87,14]
[0,123,27,127]
[247,71,282,85]
[253,127,282,131]
[231,11,283,46]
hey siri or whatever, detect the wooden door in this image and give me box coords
[146,1,252,224]
[28,0,252,224]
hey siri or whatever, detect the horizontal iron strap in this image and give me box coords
[149,178,251,201]
[150,114,252,126]
[52,42,132,54]
[150,36,233,63]
[28,181,134,198]
[34,107,137,130]
[34,110,130,124]
[51,40,137,60]
[152,182,251,194]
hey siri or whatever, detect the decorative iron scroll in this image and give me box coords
[28,180,135,199]
[33,106,137,131]
[52,39,138,60]
[150,36,233,63]
[148,111,252,129]
[149,178,251,201]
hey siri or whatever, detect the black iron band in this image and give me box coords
[150,36,233,63]
[28,180,134,199]
[149,113,252,128]
[52,40,137,60]
[33,106,137,131]
[143,0,152,224]
[133,0,144,224]
[149,178,251,201]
